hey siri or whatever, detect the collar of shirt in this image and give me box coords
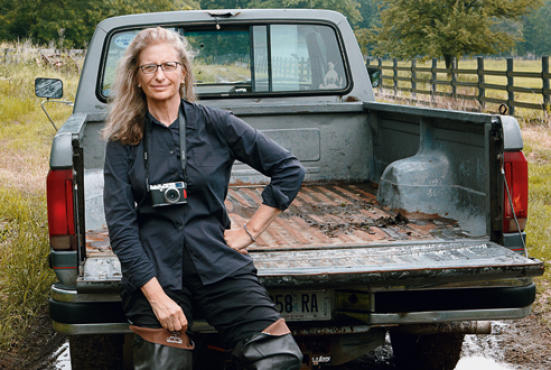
[145,100,200,131]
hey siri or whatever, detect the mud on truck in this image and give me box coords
[36,9,544,370]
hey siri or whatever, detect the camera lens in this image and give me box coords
[164,188,180,203]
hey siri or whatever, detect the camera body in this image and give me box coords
[150,181,187,207]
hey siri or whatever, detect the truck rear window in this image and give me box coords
[100,23,349,98]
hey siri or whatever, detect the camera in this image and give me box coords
[150,181,187,207]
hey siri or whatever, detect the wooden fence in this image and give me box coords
[366,56,551,115]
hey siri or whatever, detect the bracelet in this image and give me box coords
[243,223,256,242]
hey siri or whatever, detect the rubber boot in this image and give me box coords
[133,335,193,370]
[232,319,302,370]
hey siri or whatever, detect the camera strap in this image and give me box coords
[178,107,187,175]
[143,105,187,191]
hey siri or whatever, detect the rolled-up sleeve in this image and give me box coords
[103,140,156,290]
[217,111,305,210]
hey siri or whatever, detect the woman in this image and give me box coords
[102,27,305,369]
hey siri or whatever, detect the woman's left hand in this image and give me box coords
[224,205,280,254]
[224,227,253,254]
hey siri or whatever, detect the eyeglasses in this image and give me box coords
[139,62,181,74]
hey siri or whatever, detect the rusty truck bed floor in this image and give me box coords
[86,183,468,257]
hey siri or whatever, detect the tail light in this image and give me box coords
[46,169,77,250]
[503,151,528,233]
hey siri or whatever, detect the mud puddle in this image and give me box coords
[455,356,514,370]
[50,342,70,370]
[332,323,519,370]
[457,322,517,370]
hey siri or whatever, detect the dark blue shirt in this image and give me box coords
[103,100,305,292]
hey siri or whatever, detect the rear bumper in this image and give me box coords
[49,298,126,325]
[52,321,132,335]
[374,283,536,313]
[49,283,536,335]
[52,306,531,336]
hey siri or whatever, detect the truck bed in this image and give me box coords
[80,182,542,291]
[85,182,467,257]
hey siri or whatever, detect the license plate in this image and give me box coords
[269,290,332,321]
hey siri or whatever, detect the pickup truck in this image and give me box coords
[37,8,544,370]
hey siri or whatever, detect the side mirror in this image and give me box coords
[35,78,63,99]
[34,77,73,131]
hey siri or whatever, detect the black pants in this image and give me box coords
[121,246,281,349]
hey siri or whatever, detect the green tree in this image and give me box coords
[1,0,199,48]
[518,0,551,56]
[355,0,381,29]
[105,0,198,16]
[354,0,382,55]
[371,0,542,69]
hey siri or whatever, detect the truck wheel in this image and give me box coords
[69,334,126,370]
[389,329,464,370]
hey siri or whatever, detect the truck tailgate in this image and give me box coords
[251,240,543,288]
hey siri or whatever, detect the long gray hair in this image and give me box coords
[102,27,196,145]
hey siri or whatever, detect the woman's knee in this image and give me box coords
[231,319,302,370]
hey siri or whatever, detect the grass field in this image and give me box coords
[0,45,549,356]
[0,46,78,352]
[522,127,551,265]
